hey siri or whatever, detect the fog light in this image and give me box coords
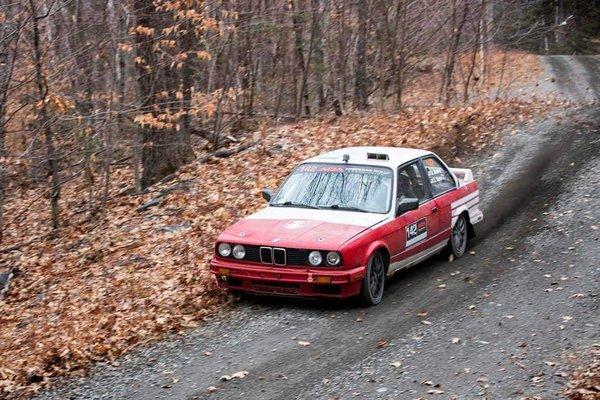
[316,276,332,284]
[218,267,230,276]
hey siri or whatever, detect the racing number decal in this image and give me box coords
[406,218,427,247]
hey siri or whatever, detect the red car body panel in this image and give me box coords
[210,147,482,300]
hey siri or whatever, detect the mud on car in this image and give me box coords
[210,147,483,306]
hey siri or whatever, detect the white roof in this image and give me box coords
[304,146,432,168]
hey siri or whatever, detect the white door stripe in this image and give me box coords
[451,190,479,209]
[452,197,479,216]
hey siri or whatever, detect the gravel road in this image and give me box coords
[537,55,600,101]
[35,57,600,400]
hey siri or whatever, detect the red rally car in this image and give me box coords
[210,147,483,306]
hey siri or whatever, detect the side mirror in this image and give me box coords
[396,197,419,216]
[261,188,274,202]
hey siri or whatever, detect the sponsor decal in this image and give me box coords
[295,163,392,176]
[283,220,308,230]
[406,218,427,247]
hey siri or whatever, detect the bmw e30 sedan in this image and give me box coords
[210,146,482,305]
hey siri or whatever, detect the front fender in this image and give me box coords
[362,240,391,268]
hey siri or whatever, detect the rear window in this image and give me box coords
[423,157,456,196]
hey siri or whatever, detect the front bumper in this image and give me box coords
[210,258,366,298]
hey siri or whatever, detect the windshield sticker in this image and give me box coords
[296,164,391,176]
[406,218,427,247]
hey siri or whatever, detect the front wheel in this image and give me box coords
[448,214,468,258]
[359,252,386,306]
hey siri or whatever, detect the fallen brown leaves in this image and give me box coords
[564,348,600,400]
[0,98,560,398]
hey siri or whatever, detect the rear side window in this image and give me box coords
[423,157,456,196]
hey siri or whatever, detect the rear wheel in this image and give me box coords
[448,214,468,258]
[360,252,386,306]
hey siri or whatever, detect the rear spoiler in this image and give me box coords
[449,168,474,186]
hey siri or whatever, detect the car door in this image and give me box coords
[421,156,459,244]
[393,161,435,261]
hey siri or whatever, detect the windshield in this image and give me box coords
[270,163,393,214]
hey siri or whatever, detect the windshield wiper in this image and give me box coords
[327,204,369,213]
[271,201,320,209]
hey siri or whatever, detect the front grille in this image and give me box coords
[255,246,309,266]
[273,248,286,265]
[286,249,311,266]
[244,246,261,262]
[218,244,336,267]
[260,247,273,264]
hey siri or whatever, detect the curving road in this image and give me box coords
[538,55,600,101]
[37,58,600,400]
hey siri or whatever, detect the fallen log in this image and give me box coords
[197,140,260,164]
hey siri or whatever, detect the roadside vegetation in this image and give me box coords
[0,0,598,398]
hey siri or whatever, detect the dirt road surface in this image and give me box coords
[36,57,600,400]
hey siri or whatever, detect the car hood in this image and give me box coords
[218,206,388,250]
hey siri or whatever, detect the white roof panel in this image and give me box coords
[304,146,432,168]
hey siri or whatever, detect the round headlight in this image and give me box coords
[308,251,322,266]
[326,251,341,266]
[232,244,245,259]
[218,243,231,257]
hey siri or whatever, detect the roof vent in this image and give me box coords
[367,152,389,160]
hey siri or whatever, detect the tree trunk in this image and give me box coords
[131,0,193,189]
[353,0,369,110]
[311,0,326,112]
[439,1,468,106]
[478,0,490,84]
[291,0,310,116]
[0,22,15,243]
[395,0,408,109]
[63,0,103,215]
[178,19,196,160]
[464,3,482,103]
[29,0,61,232]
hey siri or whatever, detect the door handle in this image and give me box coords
[431,207,438,213]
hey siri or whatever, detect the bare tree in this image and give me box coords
[439,0,469,106]
[131,0,193,188]
[353,0,370,110]
[0,20,17,242]
[28,0,61,232]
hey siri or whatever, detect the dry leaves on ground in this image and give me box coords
[564,348,600,400]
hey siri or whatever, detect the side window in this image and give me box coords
[397,162,430,203]
[423,157,456,196]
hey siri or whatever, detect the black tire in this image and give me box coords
[359,252,386,306]
[447,214,468,258]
